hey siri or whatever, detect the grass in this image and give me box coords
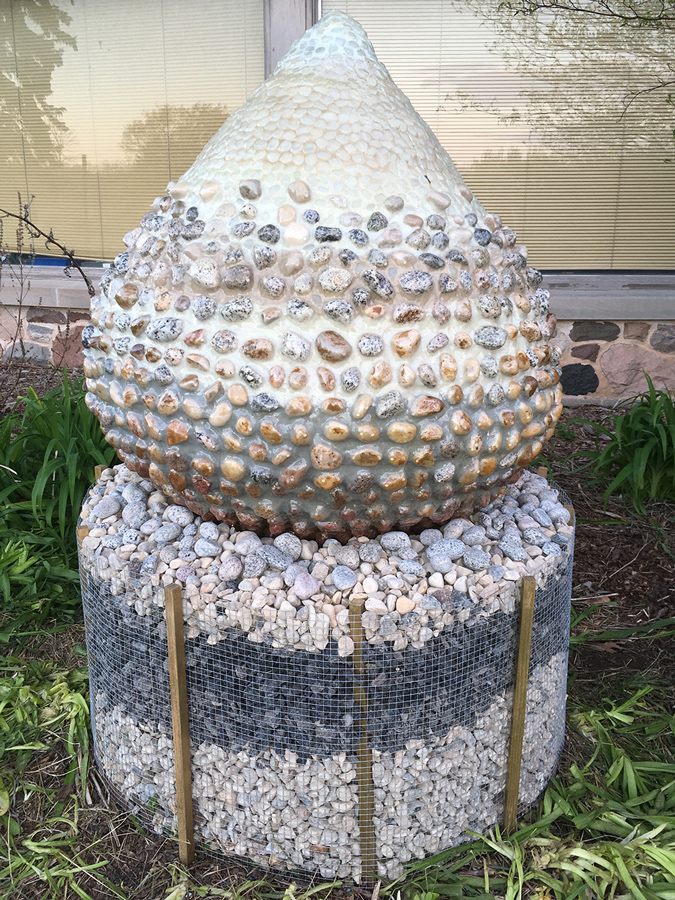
[0,651,99,899]
[0,375,115,637]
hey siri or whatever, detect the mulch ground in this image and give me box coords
[4,362,675,899]
[548,410,675,702]
[0,360,83,416]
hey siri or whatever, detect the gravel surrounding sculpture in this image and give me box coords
[82,10,562,540]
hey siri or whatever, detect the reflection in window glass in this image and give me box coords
[324,0,675,269]
[0,0,264,259]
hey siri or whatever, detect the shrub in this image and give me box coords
[578,375,675,513]
[0,374,115,632]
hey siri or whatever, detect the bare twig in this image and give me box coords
[621,76,675,117]
[598,539,651,587]
[503,0,675,28]
[0,197,95,297]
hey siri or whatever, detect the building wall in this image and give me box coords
[557,320,675,398]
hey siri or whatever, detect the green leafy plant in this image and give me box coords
[0,540,80,637]
[575,375,675,513]
[0,376,114,542]
[0,375,115,632]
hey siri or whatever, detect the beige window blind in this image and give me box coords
[324,0,675,270]
[0,0,264,260]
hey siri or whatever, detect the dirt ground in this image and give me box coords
[0,360,83,416]
[4,362,675,899]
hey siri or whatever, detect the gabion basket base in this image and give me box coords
[79,466,574,883]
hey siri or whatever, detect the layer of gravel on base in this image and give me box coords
[79,466,573,655]
[84,554,571,759]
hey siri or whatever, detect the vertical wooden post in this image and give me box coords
[537,466,548,478]
[94,464,105,480]
[164,583,195,865]
[504,575,536,833]
[349,595,377,885]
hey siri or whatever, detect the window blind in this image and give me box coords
[0,0,264,260]
[324,0,675,270]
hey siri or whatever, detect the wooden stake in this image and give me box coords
[94,464,105,480]
[504,575,536,833]
[349,595,377,885]
[164,583,195,865]
[537,466,548,477]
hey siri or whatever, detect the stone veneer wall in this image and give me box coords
[1,303,674,401]
[556,320,675,398]
[0,304,91,369]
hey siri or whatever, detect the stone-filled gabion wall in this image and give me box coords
[81,10,563,541]
[80,465,573,882]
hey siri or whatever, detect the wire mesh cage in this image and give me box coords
[79,466,574,883]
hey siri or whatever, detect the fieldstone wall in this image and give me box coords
[556,320,675,398]
[0,304,91,369]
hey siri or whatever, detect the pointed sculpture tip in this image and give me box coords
[275,7,376,74]
[315,7,364,28]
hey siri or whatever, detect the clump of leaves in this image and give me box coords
[576,375,675,513]
[0,375,115,633]
[0,652,109,900]
[0,540,80,637]
[0,375,114,542]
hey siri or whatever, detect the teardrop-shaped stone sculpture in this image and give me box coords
[83,9,562,540]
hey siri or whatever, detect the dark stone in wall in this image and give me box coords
[569,321,620,342]
[68,309,91,322]
[650,324,675,354]
[561,363,599,395]
[1,341,51,366]
[623,321,650,342]
[27,323,54,342]
[570,343,600,362]
[28,308,67,325]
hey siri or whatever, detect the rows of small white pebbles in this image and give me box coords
[79,465,572,655]
[94,651,565,882]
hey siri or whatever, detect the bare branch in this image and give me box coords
[0,205,95,297]
[621,76,675,116]
[503,0,675,27]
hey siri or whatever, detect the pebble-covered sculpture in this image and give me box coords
[83,10,562,540]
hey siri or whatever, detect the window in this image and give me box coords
[324,0,675,270]
[0,0,264,259]
[3,0,673,273]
